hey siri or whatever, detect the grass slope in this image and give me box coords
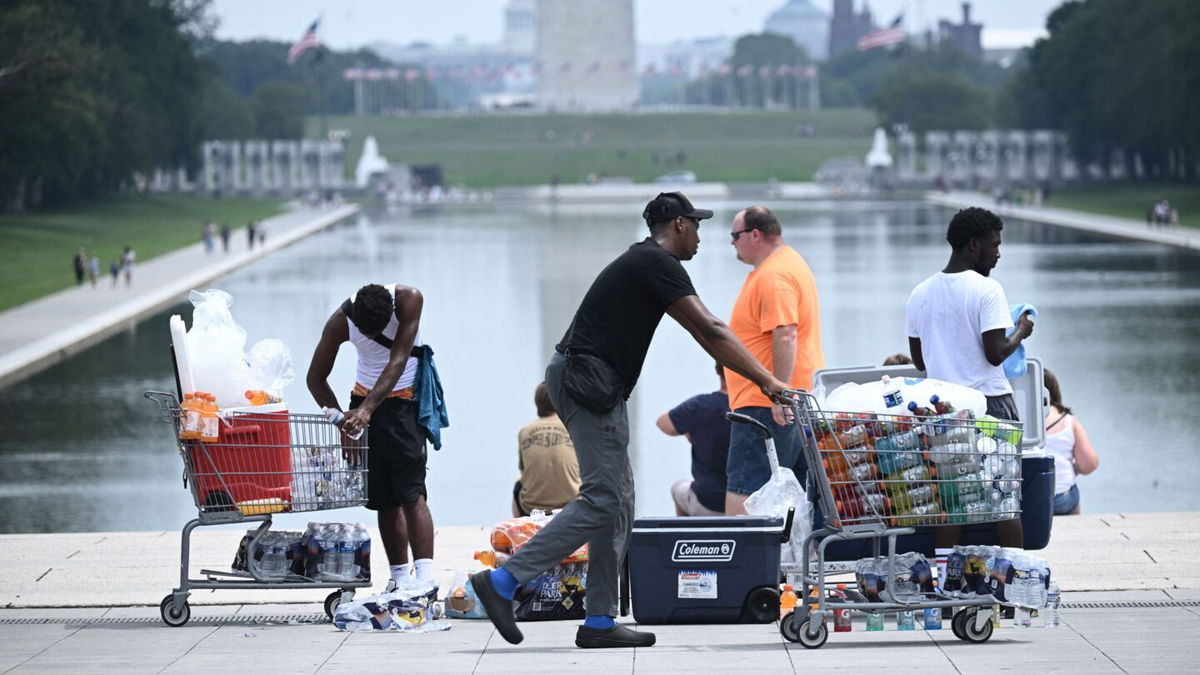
[1051,182,1199,228]
[0,194,283,311]
[314,108,879,187]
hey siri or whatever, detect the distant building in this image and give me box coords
[827,0,876,59]
[763,0,828,60]
[938,2,983,59]
[504,0,536,54]
[536,0,637,111]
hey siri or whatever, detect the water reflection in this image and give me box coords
[1,199,1197,533]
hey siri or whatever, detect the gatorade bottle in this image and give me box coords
[907,401,935,417]
[779,584,797,618]
[929,394,955,415]
[833,584,852,632]
[244,389,281,405]
[897,609,915,630]
[866,611,884,631]
[180,393,202,440]
[200,393,220,443]
[473,550,510,568]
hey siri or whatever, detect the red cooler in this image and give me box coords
[188,403,293,512]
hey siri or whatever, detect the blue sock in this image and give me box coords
[584,615,615,630]
[490,567,519,600]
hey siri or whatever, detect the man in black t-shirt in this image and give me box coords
[658,362,731,516]
[472,192,790,649]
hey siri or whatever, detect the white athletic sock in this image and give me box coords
[389,563,412,584]
[413,558,434,582]
[935,548,953,583]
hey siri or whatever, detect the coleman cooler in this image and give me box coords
[628,516,784,624]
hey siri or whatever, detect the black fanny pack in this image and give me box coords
[562,352,625,414]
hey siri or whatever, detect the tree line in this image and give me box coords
[0,0,427,212]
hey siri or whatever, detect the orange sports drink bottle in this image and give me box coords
[179,393,202,439]
[200,393,220,443]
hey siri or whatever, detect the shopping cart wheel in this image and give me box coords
[160,595,191,627]
[959,609,994,643]
[950,610,968,640]
[324,591,347,620]
[780,611,800,642]
[794,617,828,649]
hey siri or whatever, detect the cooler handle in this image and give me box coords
[780,506,796,544]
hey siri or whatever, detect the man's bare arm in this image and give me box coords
[771,324,797,382]
[307,310,350,412]
[908,336,925,372]
[981,312,1034,366]
[666,295,788,399]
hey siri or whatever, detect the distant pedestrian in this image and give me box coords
[247,221,257,250]
[88,255,100,288]
[202,221,215,253]
[220,223,231,252]
[110,259,120,287]
[121,246,135,286]
[73,249,86,285]
[257,222,267,246]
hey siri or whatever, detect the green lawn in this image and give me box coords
[1050,182,1200,228]
[313,108,879,187]
[0,194,283,311]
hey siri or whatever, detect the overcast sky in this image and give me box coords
[210,0,1062,51]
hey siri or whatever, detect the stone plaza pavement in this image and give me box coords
[2,512,1198,673]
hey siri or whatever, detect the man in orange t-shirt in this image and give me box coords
[724,206,824,515]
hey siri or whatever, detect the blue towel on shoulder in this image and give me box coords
[413,344,449,450]
[1003,303,1038,379]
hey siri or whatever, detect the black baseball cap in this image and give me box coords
[642,192,714,228]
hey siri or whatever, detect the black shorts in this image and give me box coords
[350,395,427,510]
[985,393,1020,422]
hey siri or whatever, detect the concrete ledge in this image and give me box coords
[927,190,1200,250]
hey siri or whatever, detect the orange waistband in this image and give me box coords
[352,383,414,399]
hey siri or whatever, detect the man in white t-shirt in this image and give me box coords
[905,206,1034,572]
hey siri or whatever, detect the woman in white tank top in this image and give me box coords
[1043,369,1099,515]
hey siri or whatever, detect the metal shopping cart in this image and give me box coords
[145,391,370,627]
[767,390,1024,648]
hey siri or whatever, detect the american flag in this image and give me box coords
[857,14,905,51]
[287,18,321,64]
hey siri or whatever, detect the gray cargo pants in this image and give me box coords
[501,352,634,617]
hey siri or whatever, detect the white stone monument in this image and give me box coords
[537,0,637,111]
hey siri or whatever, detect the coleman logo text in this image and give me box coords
[671,539,736,562]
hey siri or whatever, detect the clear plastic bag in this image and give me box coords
[333,579,450,632]
[247,338,294,397]
[745,466,812,563]
[186,289,256,408]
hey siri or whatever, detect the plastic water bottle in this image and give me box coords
[323,407,364,440]
[923,607,942,630]
[866,612,884,631]
[1043,582,1061,628]
[258,533,288,579]
[336,526,356,580]
[1014,606,1032,628]
[897,609,915,630]
[881,375,905,413]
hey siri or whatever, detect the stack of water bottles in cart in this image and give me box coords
[231,522,371,582]
[290,447,365,508]
[817,389,1023,528]
[845,548,1061,630]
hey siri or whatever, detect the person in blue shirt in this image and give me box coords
[657,363,730,516]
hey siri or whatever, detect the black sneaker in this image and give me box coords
[469,570,523,645]
[575,623,656,649]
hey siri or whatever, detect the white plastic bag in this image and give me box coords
[333,579,451,632]
[246,338,295,396]
[186,289,257,408]
[823,377,988,417]
[745,467,812,563]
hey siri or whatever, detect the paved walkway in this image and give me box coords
[1,512,1197,672]
[0,203,360,389]
[927,190,1200,250]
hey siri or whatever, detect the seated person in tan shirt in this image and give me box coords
[512,382,581,516]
